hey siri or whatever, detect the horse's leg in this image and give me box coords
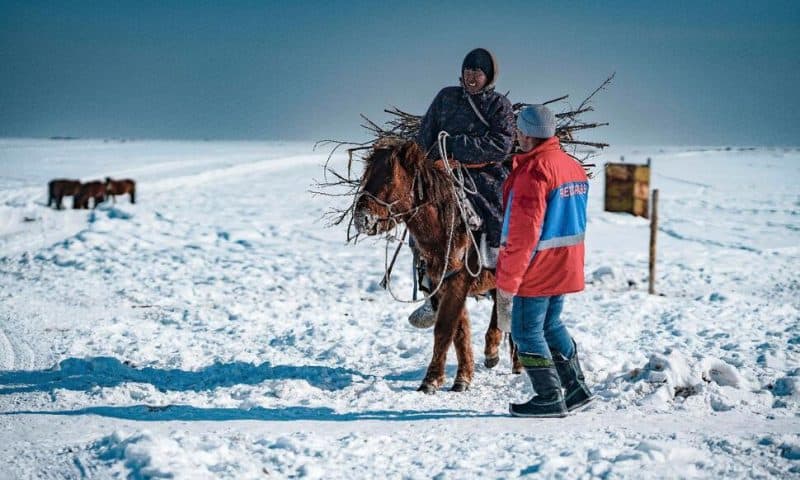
[509,336,523,374]
[418,275,470,394]
[451,305,474,391]
[484,290,503,369]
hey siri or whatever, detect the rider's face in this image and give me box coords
[462,68,488,95]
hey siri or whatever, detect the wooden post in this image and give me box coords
[649,189,659,294]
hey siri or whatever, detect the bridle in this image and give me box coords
[356,167,430,229]
[356,135,485,304]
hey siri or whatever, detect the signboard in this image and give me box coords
[604,161,651,218]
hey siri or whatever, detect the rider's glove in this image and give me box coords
[496,288,514,333]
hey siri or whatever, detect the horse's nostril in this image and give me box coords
[354,209,369,233]
[354,209,380,235]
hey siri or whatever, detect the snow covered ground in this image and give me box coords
[0,138,798,479]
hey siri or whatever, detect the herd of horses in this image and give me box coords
[47,177,136,209]
[353,140,521,394]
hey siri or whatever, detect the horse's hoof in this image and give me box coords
[417,383,437,395]
[512,366,524,375]
[450,380,470,392]
[484,355,500,369]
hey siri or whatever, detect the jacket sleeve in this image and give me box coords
[448,95,514,165]
[415,90,443,160]
[495,165,550,294]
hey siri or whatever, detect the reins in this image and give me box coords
[436,131,484,279]
[377,133,486,303]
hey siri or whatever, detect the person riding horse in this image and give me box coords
[409,47,515,327]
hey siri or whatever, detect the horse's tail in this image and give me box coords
[47,182,54,207]
[129,182,136,204]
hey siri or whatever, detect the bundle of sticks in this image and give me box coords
[316,73,614,176]
[312,74,614,235]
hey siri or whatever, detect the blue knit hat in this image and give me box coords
[517,104,556,139]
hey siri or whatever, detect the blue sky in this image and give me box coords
[1,0,798,145]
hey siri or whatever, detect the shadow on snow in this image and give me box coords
[385,365,457,382]
[0,358,500,421]
[2,404,503,422]
[0,356,371,394]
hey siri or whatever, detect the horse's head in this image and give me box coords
[354,140,426,236]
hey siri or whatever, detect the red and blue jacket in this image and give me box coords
[496,136,588,297]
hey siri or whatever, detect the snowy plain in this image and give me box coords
[0,138,798,479]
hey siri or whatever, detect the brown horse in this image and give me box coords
[354,140,521,393]
[105,177,136,204]
[48,179,81,210]
[74,181,106,209]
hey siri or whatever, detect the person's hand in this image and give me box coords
[495,288,514,333]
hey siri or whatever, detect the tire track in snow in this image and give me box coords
[658,225,760,253]
[0,319,35,371]
[143,154,327,194]
[0,325,14,370]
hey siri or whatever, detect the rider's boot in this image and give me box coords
[409,289,438,329]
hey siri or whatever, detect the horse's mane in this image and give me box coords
[365,140,455,208]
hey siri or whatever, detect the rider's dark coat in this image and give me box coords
[415,49,514,247]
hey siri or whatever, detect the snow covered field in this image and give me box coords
[0,138,798,479]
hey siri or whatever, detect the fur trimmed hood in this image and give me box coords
[460,48,500,92]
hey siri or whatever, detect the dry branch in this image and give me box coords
[312,73,615,235]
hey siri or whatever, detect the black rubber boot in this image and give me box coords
[552,340,595,412]
[509,356,567,418]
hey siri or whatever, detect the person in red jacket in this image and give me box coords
[495,104,594,417]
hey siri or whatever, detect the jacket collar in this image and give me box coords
[512,136,560,169]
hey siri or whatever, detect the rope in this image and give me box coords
[383,204,457,304]
[374,133,487,303]
[380,227,407,289]
[437,131,484,278]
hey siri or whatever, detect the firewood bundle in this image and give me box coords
[317,73,614,175]
[311,74,613,233]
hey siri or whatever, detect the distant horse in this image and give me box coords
[105,177,136,204]
[353,140,521,393]
[47,179,81,210]
[74,181,106,209]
